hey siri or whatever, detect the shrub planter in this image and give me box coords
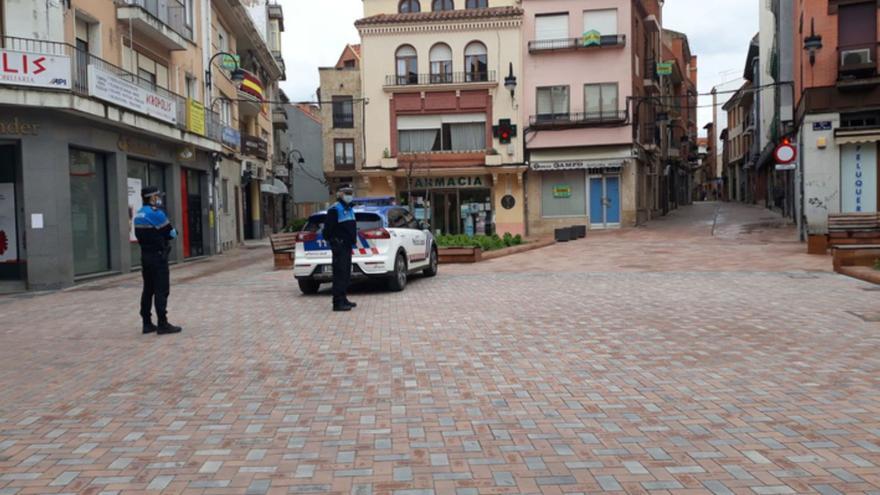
[273,252,294,270]
[438,246,482,264]
[555,228,573,242]
[572,225,587,239]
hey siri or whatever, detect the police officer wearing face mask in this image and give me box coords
[134,187,182,334]
[322,184,357,312]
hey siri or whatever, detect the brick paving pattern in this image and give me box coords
[0,202,878,494]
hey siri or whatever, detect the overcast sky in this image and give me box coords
[278,0,760,136]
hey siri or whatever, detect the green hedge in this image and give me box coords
[436,233,523,251]
[283,218,309,233]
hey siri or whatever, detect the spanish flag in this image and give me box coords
[239,70,264,100]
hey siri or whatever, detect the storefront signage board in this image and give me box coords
[0,118,39,135]
[0,183,18,262]
[241,134,268,160]
[531,159,625,171]
[0,48,71,90]
[412,176,489,189]
[221,126,241,151]
[841,143,878,213]
[553,185,572,198]
[88,65,177,124]
[186,98,206,136]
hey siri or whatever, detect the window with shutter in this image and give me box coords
[583,9,617,36]
[535,14,569,41]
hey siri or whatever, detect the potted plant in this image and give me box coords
[485,148,503,166]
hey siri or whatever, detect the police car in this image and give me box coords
[293,205,438,294]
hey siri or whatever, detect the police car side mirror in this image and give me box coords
[417,221,427,230]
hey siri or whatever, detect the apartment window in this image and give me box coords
[396,45,418,85]
[838,2,876,63]
[536,86,570,121]
[584,83,618,119]
[398,115,487,152]
[535,13,569,41]
[464,42,488,82]
[185,75,198,100]
[583,9,618,36]
[332,96,354,128]
[219,98,232,125]
[432,0,453,11]
[429,43,453,83]
[334,139,355,169]
[344,59,356,69]
[216,23,229,52]
[466,0,487,8]
[398,0,421,13]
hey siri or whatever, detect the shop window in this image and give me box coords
[398,0,421,13]
[432,0,453,11]
[70,149,110,276]
[430,43,453,83]
[466,0,487,8]
[541,170,586,217]
[464,42,488,82]
[536,86,570,122]
[332,96,354,128]
[334,139,355,169]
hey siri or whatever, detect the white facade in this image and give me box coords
[3,0,64,41]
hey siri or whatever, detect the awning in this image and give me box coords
[835,129,880,145]
[529,146,634,172]
[260,178,288,195]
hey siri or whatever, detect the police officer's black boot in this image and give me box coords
[333,298,352,312]
[344,299,357,308]
[157,317,182,335]
[142,317,158,334]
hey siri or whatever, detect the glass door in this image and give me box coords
[70,149,110,276]
[182,168,204,258]
[590,176,621,228]
[0,145,21,280]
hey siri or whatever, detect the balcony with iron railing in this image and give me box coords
[0,36,220,143]
[384,71,496,88]
[332,113,355,129]
[529,110,627,129]
[114,0,192,50]
[528,34,626,53]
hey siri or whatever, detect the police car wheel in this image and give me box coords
[387,253,407,292]
[423,246,438,277]
[298,279,321,295]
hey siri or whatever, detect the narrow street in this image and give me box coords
[0,203,877,495]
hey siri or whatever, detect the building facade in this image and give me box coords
[0,0,283,290]
[521,0,666,235]
[285,104,327,220]
[722,82,755,203]
[319,44,364,196]
[792,0,879,242]
[356,0,527,237]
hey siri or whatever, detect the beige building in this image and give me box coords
[319,44,363,196]
[356,0,526,236]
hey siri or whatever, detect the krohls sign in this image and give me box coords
[88,65,177,124]
[0,49,71,89]
[530,158,626,171]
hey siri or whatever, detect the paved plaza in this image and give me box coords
[0,202,878,495]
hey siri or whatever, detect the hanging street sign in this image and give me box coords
[774,141,797,164]
[656,61,674,76]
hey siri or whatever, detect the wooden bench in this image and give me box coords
[832,244,880,272]
[826,213,880,251]
[269,232,299,269]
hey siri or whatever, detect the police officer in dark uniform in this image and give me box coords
[134,187,182,334]
[322,184,358,312]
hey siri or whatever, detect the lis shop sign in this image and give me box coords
[0,48,71,89]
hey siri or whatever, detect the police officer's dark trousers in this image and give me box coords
[331,239,352,306]
[141,250,170,324]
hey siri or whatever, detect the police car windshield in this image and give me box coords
[303,213,383,232]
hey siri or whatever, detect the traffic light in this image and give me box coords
[493,119,518,145]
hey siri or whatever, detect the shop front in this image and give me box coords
[0,108,217,290]
[527,148,638,236]
[362,169,526,237]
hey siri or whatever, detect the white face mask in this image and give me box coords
[342,194,354,204]
[154,198,163,207]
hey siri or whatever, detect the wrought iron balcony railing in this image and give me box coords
[115,0,193,40]
[528,34,626,53]
[384,71,496,87]
[529,110,627,128]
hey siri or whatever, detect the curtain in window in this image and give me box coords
[450,123,486,151]
[399,129,439,152]
[601,83,618,115]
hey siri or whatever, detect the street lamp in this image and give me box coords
[503,62,517,99]
[205,51,245,93]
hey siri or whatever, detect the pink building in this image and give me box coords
[522,0,664,234]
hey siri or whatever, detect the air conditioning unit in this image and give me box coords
[841,48,872,68]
